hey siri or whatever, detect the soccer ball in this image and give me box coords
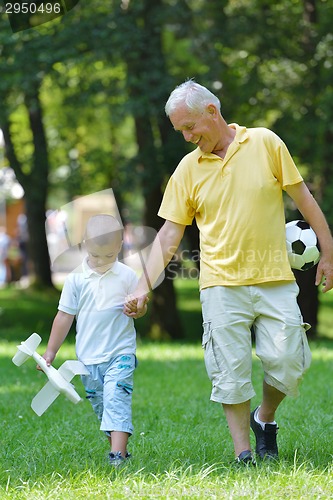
[285,220,320,271]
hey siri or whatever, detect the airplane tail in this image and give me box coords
[12,333,42,366]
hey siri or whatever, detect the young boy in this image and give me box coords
[41,214,147,466]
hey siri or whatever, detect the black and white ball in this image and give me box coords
[286,220,320,271]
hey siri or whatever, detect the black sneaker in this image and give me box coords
[235,449,256,466]
[250,407,279,460]
[109,451,131,467]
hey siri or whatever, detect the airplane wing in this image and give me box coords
[31,381,60,416]
[58,360,89,382]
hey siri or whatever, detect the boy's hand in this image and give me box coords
[36,351,56,371]
[123,294,149,318]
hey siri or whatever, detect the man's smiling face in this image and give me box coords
[169,104,222,154]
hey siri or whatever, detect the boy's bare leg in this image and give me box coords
[223,400,251,457]
[108,431,130,457]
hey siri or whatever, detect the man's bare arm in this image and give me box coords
[123,220,186,316]
[286,181,333,292]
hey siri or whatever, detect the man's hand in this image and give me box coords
[123,294,149,318]
[315,255,333,293]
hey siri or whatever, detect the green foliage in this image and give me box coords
[1,0,333,322]
[1,0,333,206]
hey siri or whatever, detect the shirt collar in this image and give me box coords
[197,123,249,161]
[229,123,248,143]
[82,256,120,278]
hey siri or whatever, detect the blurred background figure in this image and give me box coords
[0,226,11,287]
[7,232,22,284]
[16,213,29,279]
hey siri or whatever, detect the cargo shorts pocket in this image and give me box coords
[201,321,218,381]
[202,321,211,349]
[301,323,312,373]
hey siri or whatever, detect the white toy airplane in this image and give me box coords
[12,332,89,416]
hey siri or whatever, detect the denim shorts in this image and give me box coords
[81,354,137,436]
[200,282,312,404]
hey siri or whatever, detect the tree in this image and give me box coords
[0,23,60,287]
[0,1,191,336]
[0,6,130,287]
[108,0,189,338]
[187,0,333,336]
[1,87,53,287]
[1,0,332,336]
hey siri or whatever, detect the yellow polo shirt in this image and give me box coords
[158,124,302,289]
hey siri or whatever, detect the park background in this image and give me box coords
[1,1,333,498]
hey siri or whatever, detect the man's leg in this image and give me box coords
[259,381,285,422]
[250,381,284,460]
[223,400,251,457]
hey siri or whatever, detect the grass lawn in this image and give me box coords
[1,280,333,498]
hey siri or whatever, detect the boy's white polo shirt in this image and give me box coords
[58,258,138,365]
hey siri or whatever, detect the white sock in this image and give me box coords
[254,406,277,430]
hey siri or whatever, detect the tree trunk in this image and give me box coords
[288,209,319,338]
[293,0,320,336]
[127,94,184,339]
[1,88,53,288]
[118,0,185,339]
[141,164,183,340]
[294,266,319,338]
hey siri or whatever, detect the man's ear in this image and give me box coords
[207,104,217,115]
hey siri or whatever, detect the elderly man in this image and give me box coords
[124,80,333,465]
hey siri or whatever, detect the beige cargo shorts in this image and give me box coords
[200,282,312,404]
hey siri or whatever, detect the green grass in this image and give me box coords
[1,340,333,498]
[1,280,333,498]
[0,286,61,341]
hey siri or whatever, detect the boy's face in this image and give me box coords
[85,238,122,274]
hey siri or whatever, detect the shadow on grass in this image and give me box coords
[0,287,74,342]
[1,279,333,344]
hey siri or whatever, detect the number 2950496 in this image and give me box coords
[5,2,62,14]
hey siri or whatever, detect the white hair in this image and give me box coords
[165,80,221,116]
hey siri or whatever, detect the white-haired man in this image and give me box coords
[125,80,333,465]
